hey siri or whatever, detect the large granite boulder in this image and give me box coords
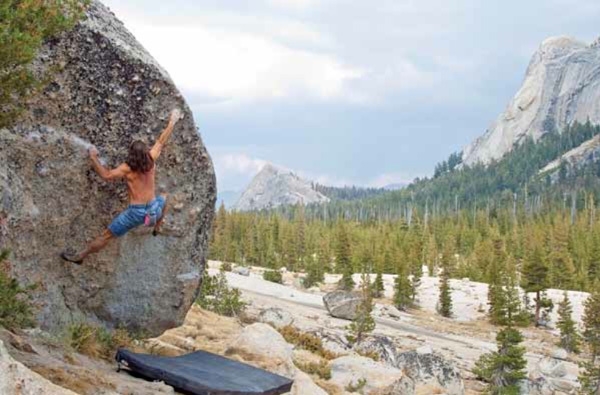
[323,290,365,320]
[0,1,216,336]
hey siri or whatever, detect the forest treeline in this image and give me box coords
[210,195,600,292]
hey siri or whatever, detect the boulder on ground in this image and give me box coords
[379,376,415,395]
[258,308,294,329]
[323,291,365,320]
[354,335,398,366]
[329,355,406,394]
[537,357,567,378]
[0,340,77,395]
[225,323,328,394]
[395,350,465,395]
[225,323,295,377]
[233,266,251,276]
[291,371,328,395]
[0,0,216,336]
[551,348,568,361]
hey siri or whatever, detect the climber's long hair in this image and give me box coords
[127,140,154,173]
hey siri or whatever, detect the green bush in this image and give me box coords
[263,269,283,284]
[0,0,87,128]
[196,269,246,317]
[0,250,35,330]
[345,378,367,393]
[221,262,232,272]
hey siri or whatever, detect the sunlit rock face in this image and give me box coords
[463,36,600,165]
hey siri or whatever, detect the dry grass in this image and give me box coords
[294,359,332,380]
[154,306,242,355]
[225,346,293,376]
[315,379,344,395]
[356,348,380,362]
[30,365,116,394]
[278,325,337,360]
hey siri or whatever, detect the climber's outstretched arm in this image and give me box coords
[150,108,182,161]
[89,148,129,181]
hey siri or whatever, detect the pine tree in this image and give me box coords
[580,281,600,394]
[347,273,375,345]
[304,254,324,288]
[521,242,549,327]
[583,281,600,358]
[336,223,355,291]
[556,291,580,353]
[437,265,452,318]
[372,267,385,298]
[474,327,527,395]
[394,261,412,311]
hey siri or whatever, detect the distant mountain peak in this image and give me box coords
[462,34,600,165]
[233,163,329,211]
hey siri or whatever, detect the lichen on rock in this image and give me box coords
[0,1,216,336]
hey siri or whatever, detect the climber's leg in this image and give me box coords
[153,194,168,236]
[61,229,114,264]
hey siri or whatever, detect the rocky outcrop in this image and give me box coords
[463,36,600,165]
[540,134,600,175]
[329,355,409,394]
[0,1,216,336]
[225,323,326,394]
[323,290,364,320]
[395,350,465,395]
[0,340,78,395]
[258,308,295,329]
[234,163,329,211]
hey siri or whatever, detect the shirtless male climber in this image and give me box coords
[61,108,182,264]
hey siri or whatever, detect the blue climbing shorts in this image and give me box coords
[108,196,166,237]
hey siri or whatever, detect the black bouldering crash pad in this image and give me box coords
[115,348,294,395]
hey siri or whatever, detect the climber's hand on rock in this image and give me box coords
[88,147,99,159]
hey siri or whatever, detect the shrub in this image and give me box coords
[278,325,336,360]
[221,262,232,272]
[196,269,246,317]
[68,322,101,357]
[0,250,35,330]
[263,269,283,284]
[68,322,135,360]
[0,0,87,128]
[345,378,367,393]
[295,360,331,380]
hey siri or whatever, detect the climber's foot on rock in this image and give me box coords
[61,251,83,265]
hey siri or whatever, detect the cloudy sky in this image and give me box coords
[103,0,599,192]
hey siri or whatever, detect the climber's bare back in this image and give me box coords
[108,161,156,205]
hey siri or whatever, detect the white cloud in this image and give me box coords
[216,153,268,176]
[118,20,363,105]
[268,0,319,11]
